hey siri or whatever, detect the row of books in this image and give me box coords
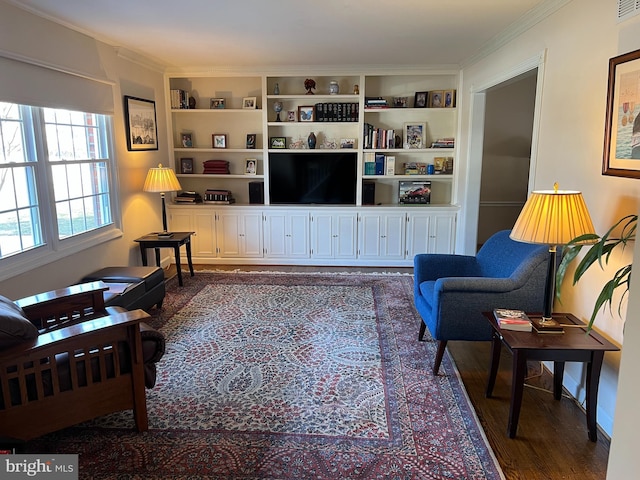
[204,189,235,204]
[170,89,190,109]
[314,103,359,122]
[364,152,394,175]
[431,137,455,148]
[363,123,398,150]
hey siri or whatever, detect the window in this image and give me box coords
[0,102,118,267]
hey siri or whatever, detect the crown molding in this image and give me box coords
[461,0,572,68]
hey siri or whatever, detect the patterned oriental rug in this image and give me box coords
[26,272,503,479]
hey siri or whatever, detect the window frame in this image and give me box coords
[0,104,122,282]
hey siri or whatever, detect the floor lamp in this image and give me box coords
[143,163,182,238]
[509,183,595,330]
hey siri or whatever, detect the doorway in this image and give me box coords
[476,70,538,249]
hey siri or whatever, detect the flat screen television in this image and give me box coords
[268,152,357,205]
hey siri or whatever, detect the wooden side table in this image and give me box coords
[134,232,195,286]
[483,312,619,442]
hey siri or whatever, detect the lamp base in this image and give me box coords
[157,232,174,238]
[531,316,565,334]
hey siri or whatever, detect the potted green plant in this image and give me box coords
[556,214,636,331]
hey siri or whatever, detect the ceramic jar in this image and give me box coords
[329,81,339,95]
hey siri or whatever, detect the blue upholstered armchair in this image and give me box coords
[414,230,549,374]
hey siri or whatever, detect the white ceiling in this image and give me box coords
[9,0,556,69]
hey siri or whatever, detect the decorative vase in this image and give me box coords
[329,81,339,95]
[274,83,280,95]
[273,101,283,122]
[308,132,316,149]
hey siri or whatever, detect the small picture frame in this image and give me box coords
[287,110,297,122]
[340,138,355,149]
[245,159,257,175]
[246,133,256,149]
[180,132,193,148]
[403,122,427,149]
[270,137,286,149]
[414,91,428,108]
[429,91,444,108]
[180,157,194,174]
[212,134,227,149]
[210,98,225,109]
[298,106,315,122]
[242,97,257,109]
[443,90,456,108]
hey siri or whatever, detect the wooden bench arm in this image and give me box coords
[15,281,110,332]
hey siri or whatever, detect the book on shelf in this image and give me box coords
[385,156,395,175]
[170,89,190,109]
[374,153,385,175]
[493,309,532,332]
[364,152,376,175]
[314,102,358,122]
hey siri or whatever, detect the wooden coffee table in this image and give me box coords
[483,312,619,442]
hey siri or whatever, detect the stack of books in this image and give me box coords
[431,137,455,148]
[204,189,235,204]
[364,97,389,109]
[403,162,427,175]
[493,309,532,332]
[174,191,202,204]
[203,159,230,174]
[170,89,190,109]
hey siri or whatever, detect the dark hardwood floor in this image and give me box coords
[166,264,610,480]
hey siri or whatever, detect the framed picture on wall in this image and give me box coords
[124,96,158,151]
[603,47,640,178]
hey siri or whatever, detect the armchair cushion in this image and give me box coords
[0,294,38,349]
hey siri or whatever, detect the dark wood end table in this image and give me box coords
[134,232,195,286]
[483,312,619,442]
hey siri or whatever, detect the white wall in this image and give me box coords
[458,0,640,440]
[0,3,169,298]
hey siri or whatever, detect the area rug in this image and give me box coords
[26,272,503,479]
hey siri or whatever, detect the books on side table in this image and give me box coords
[493,309,532,332]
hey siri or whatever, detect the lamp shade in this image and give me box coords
[143,163,182,193]
[510,186,595,246]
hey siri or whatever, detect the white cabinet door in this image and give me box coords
[264,211,310,259]
[169,209,216,257]
[311,211,357,259]
[406,212,456,256]
[358,211,406,260]
[217,210,264,258]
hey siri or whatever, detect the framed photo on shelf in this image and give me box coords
[340,138,355,149]
[298,106,315,122]
[429,91,444,108]
[270,137,286,149]
[287,110,297,122]
[210,98,225,109]
[180,132,193,148]
[245,159,257,175]
[246,133,257,149]
[180,157,194,174]
[242,97,257,109]
[414,91,428,108]
[403,122,427,149]
[443,90,456,108]
[124,96,158,151]
[603,47,640,178]
[212,133,227,149]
